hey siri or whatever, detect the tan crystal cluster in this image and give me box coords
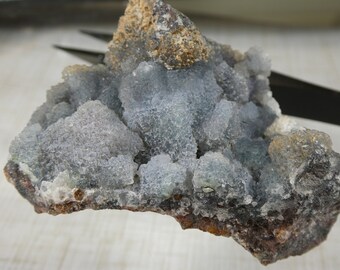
[107,0,210,69]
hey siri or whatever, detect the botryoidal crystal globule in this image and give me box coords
[4,0,340,265]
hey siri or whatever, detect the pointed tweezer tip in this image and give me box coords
[53,44,63,49]
[53,45,105,65]
[80,29,113,43]
[79,29,95,36]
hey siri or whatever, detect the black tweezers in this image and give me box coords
[54,30,340,126]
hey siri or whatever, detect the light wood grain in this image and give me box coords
[0,22,339,270]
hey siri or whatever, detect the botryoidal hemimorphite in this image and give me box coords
[4,0,340,265]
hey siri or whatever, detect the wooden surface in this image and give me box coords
[0,21,340,270]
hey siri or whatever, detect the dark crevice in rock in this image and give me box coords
[133,150,152,167]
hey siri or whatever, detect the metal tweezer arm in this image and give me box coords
[54,30,340,126]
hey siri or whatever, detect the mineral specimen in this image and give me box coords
[4,0,340,265]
